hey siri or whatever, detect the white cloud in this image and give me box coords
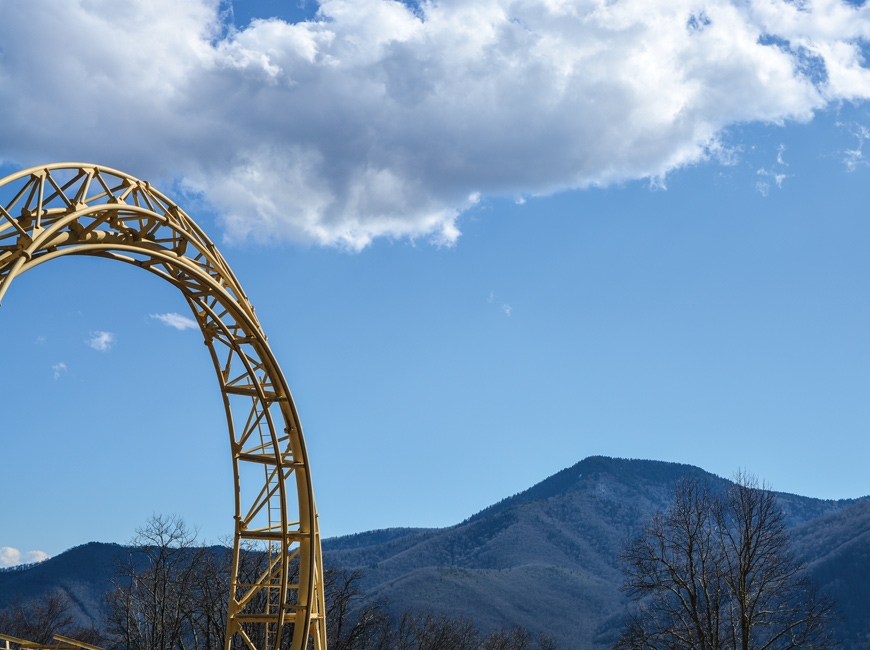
[756,167,788,194]
[0,547,49,568]
[0,547,20,567]
[24,550,49,563]
[502,303,513,316]
[52,362,67,380]
[86,331,115,352]
[151,312,199,330]
[755,143,790,194]
[840,123,870,171]
[0,0,869,249]
[843,146,866,170]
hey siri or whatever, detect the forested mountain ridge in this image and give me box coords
[791,499,870,649]
[1,456,867,649]
[323,456,860,648]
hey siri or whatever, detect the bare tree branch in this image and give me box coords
[614,475,838,650]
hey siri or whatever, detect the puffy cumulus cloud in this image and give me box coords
[0,0,869,249]
[0,547,19,567]
[0,547,49,568]
[151,312,199,330]
[24,550,49,563]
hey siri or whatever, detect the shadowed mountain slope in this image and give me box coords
[0,542,126,628]
[322,456,858,648]
[791,498,870,649]
[1,456,866,649]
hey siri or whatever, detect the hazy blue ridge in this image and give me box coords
[0,542,125,628]
[1,457,867,650]
[322,528,437,554]
[323,456,860,649]
[789,499,870,649]
[464,456,721,524]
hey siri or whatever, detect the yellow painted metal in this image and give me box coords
[51,636,104,650]
[0,164,327,650]
[0,634,104,650]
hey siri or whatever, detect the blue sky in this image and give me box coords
[2,0,870,565]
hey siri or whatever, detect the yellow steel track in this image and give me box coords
[0,164,327,650]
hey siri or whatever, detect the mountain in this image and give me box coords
[323,456,859,649]
[0,542,126,628]
[790,498,870,648]
[1,456,867,649]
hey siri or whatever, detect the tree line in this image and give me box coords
[616,473,837,650]
[1,474,840,650]
[0,514,556,650]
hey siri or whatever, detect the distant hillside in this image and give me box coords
[1,456,866,650]
[323,456,859,649]
[791,498,870,649]
[0,542,126,628]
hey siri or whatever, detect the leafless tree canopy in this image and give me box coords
[615,474,837,650]
[104,514,223,650]
[95,514,559,650]
[0,590,103,647]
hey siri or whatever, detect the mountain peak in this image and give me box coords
[465,455,718,523]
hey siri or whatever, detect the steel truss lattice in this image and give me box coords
[0,164,327,650]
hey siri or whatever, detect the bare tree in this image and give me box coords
[391,610,480,650]
[481,626,534,650]
[189,544,233,650]
[324,567,391,650]
[101,515,562,650]
[615,474,837,650]
[0,590,103,647]
[105,514,211,650]
[480,625,559,650]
